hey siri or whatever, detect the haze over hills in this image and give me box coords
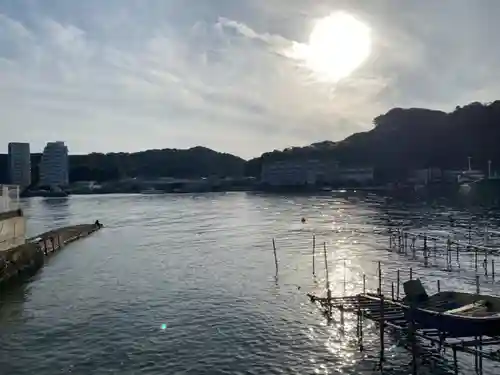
[2,100,500,184]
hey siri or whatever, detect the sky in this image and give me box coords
[1,0,500,159]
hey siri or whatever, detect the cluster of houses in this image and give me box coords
[260,158,496,189]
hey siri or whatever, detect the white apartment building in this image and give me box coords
[8,142,31,189]
[39,141,69,187]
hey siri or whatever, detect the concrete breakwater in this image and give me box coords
[0,223,102,288]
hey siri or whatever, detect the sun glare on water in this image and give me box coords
[291,12,372,82]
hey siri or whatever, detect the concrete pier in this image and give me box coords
[0,223,102,288]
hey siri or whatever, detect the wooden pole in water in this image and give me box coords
[476,275,480,295]
[450,243,455,270]
[437,279,441,293]
[412,236,416,259]
[343,259,347,296]
[323,242,332,318]
[468,223,472,245]
[446,237,451,271]
[272,238,279,276]
[357,294,364,352]
[423,235,428,267]
[323,242,330,290]
[312,234,316,276]
[363,273,366,294]
[409,302,418,375]
[475,246,478,271]
[410,267,413,280]
[396,269,400,300]
[479,336,483,374]
[452,345,458,375]
[378,261,382,295]
[379,294,385,369]
[492,259,495,279]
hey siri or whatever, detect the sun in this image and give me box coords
[291,12,372,82]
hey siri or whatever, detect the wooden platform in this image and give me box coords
[308,292,500,366]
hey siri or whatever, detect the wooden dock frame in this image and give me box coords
[308,291,500,375]
[387,228,497,279]
[304,236,500,374]
[273,227,500,373]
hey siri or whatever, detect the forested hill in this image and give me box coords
[2,100,500,183]
[244,101,500,177]
[0,146,246,183]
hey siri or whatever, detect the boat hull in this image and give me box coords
[402,294,500,338]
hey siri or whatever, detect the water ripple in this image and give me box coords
[0,193,499,374]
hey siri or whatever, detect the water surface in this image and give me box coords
[1,193,499,374]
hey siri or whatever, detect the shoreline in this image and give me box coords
[0,223,102,289]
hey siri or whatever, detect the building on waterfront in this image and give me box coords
[260,159,374,187]
[407,168,443,185]
[260,159,343,187]
[39,141,69,188]
[337,168,374,185]
[8,142,31,189]
[261,160,322,186]
[0,184,25,251]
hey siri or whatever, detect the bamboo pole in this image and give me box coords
[312,234,316,276]
[323,242,332,318]
[272,238,278,276]
[396,269,400,300]
[379,294,385,368]
[378,261,382,295]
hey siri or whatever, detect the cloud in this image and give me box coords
[1,0,500,159]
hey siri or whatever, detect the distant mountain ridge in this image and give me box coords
[2,100,500,184]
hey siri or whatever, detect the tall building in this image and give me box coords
[8,142,31,189]
[39,141,69,187]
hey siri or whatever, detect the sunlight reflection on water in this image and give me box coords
[0,193,498,374]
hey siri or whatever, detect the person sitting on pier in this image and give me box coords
[94,220,102,228]
[301,217,306,224]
